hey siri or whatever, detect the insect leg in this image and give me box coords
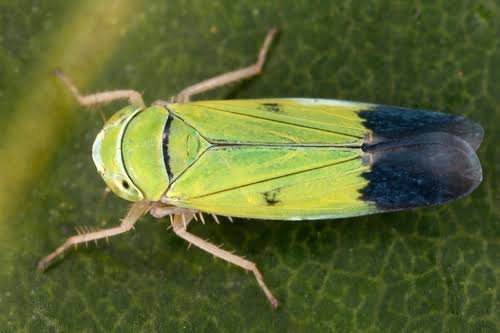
[174,28,278,103]
[55,69,145,107]
[37,201,150,271]
[149,203,196,219]
[170,213,278,309]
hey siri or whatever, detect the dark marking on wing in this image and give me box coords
[162,113,174,180]
[259,103,283,113]
[358,105,484,150]
[360,132,482,210]
[262,189,281,206]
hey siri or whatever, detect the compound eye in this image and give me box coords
[107,176,142,201]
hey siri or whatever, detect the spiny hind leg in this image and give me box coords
[149,203,197,229]
[170,213,278,309]
[150,203,229,225]
[149,203,195,219]
[37,201,151,271]
[149,202,210,227]
[174,28,278,103]
[55,69,145,107]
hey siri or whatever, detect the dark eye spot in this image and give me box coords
[122,180,130,189]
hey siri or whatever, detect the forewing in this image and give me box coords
[167,99,370,146]
[165,146,375,220]
[165,134,482,220]
[167,98,483,149]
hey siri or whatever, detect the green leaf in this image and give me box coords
[1,0,498,331]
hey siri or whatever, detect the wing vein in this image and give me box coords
[193,104,364,139]
[189,155,361,200]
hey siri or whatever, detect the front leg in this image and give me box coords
[170,213,278,309]
[55,69,145,107]
[38,201,151,271]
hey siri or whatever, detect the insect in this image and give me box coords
[38,28,483,309]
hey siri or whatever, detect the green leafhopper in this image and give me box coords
[38,28,483,309]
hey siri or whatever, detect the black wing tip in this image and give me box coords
[463,120,484,151]
[360,132,482,211]
[359,105,484,151]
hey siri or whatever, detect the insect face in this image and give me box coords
[92,105,144,201]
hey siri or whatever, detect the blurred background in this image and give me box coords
[0,0,498,331]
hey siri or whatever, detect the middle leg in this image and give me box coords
[174,28,278,103]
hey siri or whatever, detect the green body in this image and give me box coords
[92,99,483,220]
